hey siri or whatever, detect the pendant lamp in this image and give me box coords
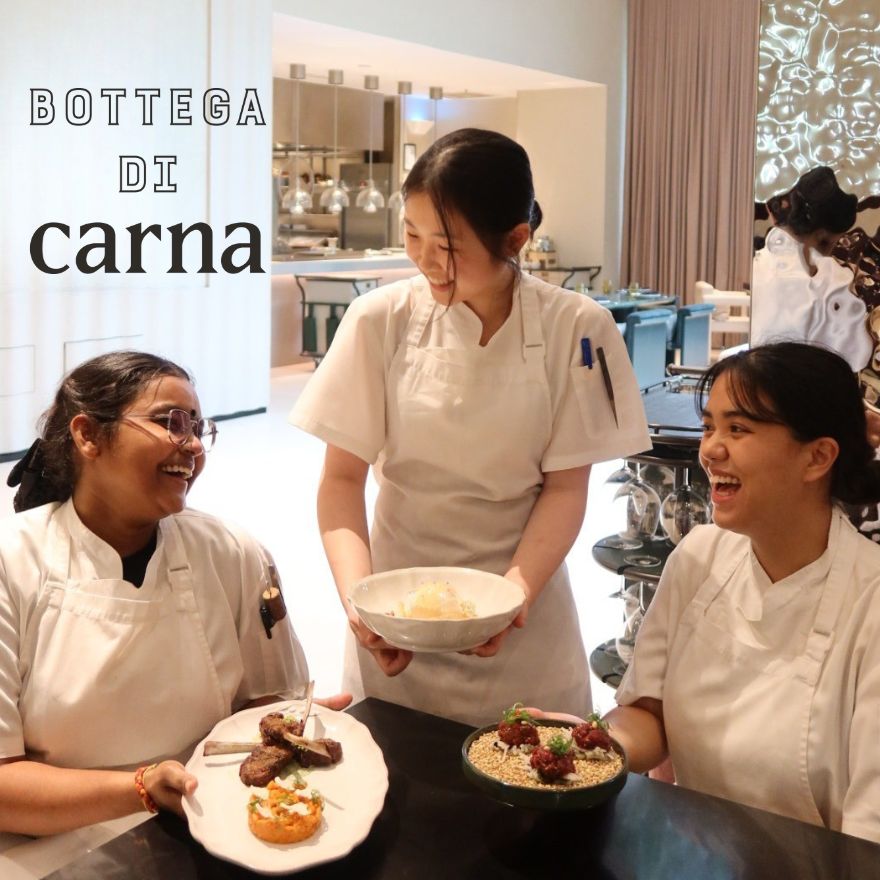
[281,63,313,216]
[387,80,411,217]
[356,75,385,213]
[429,86,443,141]
[319,69,350,215]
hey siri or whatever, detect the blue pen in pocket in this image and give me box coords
[580,338,593,369]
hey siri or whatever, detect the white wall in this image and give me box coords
[272,0,628,283]
[0,0,272,455]
[518,88,607,271]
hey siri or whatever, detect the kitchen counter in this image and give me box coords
[272,251,414,275]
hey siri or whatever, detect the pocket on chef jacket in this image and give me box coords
[568,365,617,438]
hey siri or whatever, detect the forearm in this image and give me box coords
[505,466,590,605]
[0,759,143,836]
[317,471,373,608]
[603,700,668,773]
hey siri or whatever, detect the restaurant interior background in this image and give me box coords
[1,0,879,699]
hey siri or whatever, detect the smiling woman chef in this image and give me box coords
[0,351,340,837]
[291,129,650,726]
[597,343,880,842]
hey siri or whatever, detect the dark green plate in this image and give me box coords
[461,719,628,811]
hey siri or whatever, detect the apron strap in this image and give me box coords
[159,515,195,594]
[798,511,854,684]
[687,540,749,615]
[519,278,545,364]
[404,278,437,348]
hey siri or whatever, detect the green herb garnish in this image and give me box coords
[585,712,610,731]
[502,702,535,725]
[547,733,573,756]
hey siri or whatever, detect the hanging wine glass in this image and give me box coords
[605,460,637,485]
[660,465,712,545]
[615,580,646,666]
[605,467,661,552]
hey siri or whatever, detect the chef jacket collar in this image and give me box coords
[422,275,521,350]
[57,498,165,583]
[738,510,839,622]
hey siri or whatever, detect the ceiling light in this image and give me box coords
[319,69,350,215]
[281,63,313,216]
[356,75,386,213]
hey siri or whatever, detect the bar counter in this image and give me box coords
[46,698,880,879]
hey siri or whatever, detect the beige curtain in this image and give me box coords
[621,0,760,302]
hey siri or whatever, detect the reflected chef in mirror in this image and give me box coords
[750,167,873,373]
[536,342,880,844]
[0,351,349,837]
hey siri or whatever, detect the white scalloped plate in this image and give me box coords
[183,702,388,875]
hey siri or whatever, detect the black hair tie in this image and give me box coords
[7,439,56,513]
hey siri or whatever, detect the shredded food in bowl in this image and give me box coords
[391,582,477,620]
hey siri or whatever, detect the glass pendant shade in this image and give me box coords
[356,182,384,213]
[319,184,349,214]
[321,69,349,215]
[361,75,385,213]
[283,185,313,215]
[285,64,313,216]
[388,81,411,214]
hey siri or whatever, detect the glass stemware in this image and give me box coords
[660,466,712,545]
[605,467,661,552]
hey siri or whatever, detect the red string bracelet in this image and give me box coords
[134,763,159,813]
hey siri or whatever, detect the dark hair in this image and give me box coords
[401,128,541,282]
[696,342,880,505]
[766,166,857,237]
[8,351,191,512]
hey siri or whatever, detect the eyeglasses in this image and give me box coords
[125,409,218,453]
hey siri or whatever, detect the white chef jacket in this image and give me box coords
[751,226,872,372]
[292,273,650,724]
[617,509,880,843]
[293,273,650,472]
[0,500,308,768]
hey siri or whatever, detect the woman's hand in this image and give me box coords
[464,603,530,658]
[142,761,197,817]
[522,707,586,725]
[348,612,413,676]
[314,693,354,711]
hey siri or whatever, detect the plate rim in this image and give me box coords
[182,701,389,875]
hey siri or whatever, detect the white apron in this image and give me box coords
[344,278,591,726]
[19,512,228,768]
[662,514,854,825]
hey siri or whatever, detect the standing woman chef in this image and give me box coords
[601,343,880,842]
[291,128,650,726]
[0,351,325,837]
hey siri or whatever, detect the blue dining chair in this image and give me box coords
[623,309,676,390]
[671,303,715,367]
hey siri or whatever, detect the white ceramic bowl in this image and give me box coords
[349,566,526,653]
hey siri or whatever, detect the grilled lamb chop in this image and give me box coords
[295,738,343,767]
[239,744,296,787]
[259,711,305,744]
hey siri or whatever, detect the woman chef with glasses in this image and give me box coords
[0,351,344,836]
